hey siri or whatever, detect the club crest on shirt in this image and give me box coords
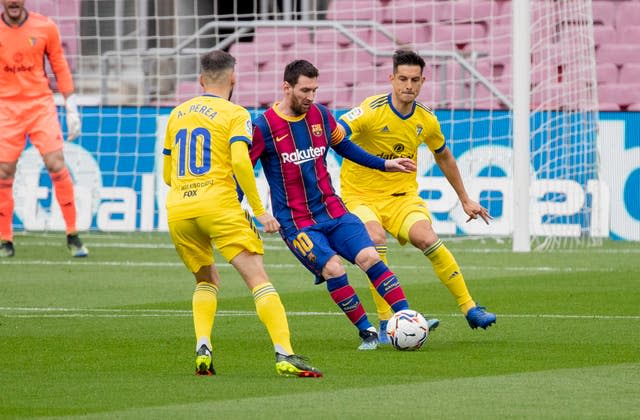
[416,124,424,136]
[311,124,323,137]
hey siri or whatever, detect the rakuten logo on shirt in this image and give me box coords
[281,146,326,165]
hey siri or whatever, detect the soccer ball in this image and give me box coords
[386,310,429,351]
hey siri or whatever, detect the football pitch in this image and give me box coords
[1,232,639,419]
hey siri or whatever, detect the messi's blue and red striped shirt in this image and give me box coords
[251,102,386,234]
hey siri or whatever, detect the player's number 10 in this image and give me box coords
[175,127,211,177]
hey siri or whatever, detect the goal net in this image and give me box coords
[15,0,602,250]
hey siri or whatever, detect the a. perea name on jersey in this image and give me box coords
[176,103,218,120]
[281,146,326,165]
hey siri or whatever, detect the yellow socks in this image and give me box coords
[423,239,475,315]
[253,282,294,355]
[192,282,218,349]
[369,245,394,321]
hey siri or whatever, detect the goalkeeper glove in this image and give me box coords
[65,94,81,141]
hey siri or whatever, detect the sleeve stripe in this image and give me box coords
[330,125,346,146]
[230,135,251,145]
[162,148,171,155]
[434,142,447,154]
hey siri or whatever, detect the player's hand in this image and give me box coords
[384,158,416,173]
[462,198,492,225]
[256,212,280,233]
[65,94,81,141]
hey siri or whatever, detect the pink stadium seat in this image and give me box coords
[471,82,511,110]
[488,23,511,40]
[233,81,280,108]
[592,25,616,47]
[314,28,372,47]
[598,102,621,111]
[314,87,354,108]
[429,23,487,49]
[591,1,618,27]
[615,2,640,29]
[597,84,640,108]
[595,63,618,84]
[531,81,595,110]
[382,1,438,23]
[596,45,640,66]
[355,83,392,99]
[416,81,456,107]
[176,81,202,103]
[617,26,640,44]
[254,27,312,49]
[256,54,292,83]
[388,23,429,45]
[436,0,500,24]
[235,69,259,87]
[287,45,344,68]
[326,0,383,21]
[28,0,55,16]
[531,65,561,86]
[619,63,640,84]
[321,65,389,88]
[229,42,274,69]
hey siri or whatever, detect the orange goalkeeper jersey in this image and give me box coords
[0,11,73,99]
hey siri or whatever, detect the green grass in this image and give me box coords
[1,232,639,419]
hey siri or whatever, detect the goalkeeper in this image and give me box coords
[338,50,496,337]
[0,0,86,258]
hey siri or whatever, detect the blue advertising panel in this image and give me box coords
[10,108,639,241]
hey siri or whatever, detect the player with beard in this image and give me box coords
[163,51,321,377]
[249,59,432,350]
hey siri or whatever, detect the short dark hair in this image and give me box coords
[392,49,425,74]
[283,59,319,86]
[200,50,236,83]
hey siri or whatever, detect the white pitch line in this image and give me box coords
[10,241,285,251]
[0,259,624,272]
[8,238,640,254]
[0,307,638,320]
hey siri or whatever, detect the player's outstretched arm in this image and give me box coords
[384,158,416,173]
[434,146,491,224]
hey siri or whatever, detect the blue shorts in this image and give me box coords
[281,213,374,284]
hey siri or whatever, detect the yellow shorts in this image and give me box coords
[168,209,263,273]
[0,95,64,162]
[345,193,432,245]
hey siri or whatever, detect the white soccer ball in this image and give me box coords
[386,309,429,351]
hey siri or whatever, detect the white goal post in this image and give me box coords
[17,0,603,251]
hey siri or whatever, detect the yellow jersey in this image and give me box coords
[163,94,253,222]
[338,93,445,197]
